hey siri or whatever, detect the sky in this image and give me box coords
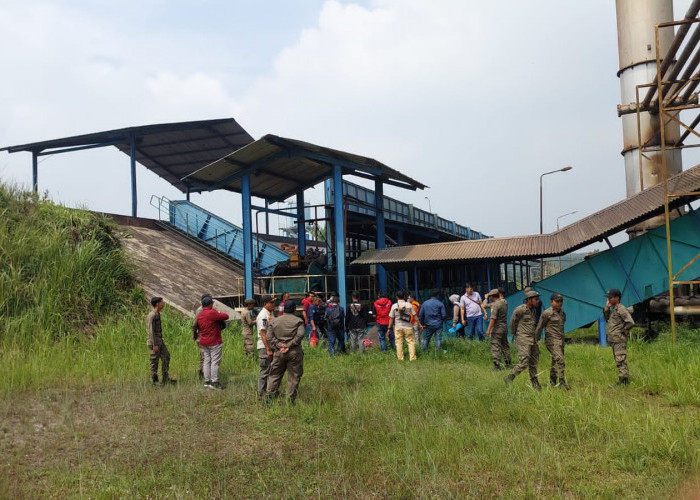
[0,0,697,242]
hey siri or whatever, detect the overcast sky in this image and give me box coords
[0,0,696,241]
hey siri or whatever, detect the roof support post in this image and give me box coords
[32,151,38,193]
[413,267,419,300]
[374,179,387,292]
[129,133,137,217]
[332,165,347,309]
[296,188,306,257]
[241,174,254,299]
[397,229,405,289]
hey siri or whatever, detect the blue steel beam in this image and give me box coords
[32,152,38,193]
[375,178,387,292]
[241,174,254,299]
[333,164,347,310]
[130,133,137,217]
[296,188,306,257]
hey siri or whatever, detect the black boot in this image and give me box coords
[550,375,558,387]
[493,362,503,371]
[504,374,515,385]
[163,372,177,385]
[531,377,542,390]
[615,377,629,386]
[559,378,571,390]
[152,374,162,386]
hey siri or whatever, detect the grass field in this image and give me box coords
[1,311,699,499]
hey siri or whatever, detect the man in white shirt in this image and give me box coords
[255,295,276,398]
[460,283,487,341]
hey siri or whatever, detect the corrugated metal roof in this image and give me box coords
[183,134,428,202]
[352,164,700,266]
[1,118,254,193]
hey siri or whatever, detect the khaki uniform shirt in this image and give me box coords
[389,300,414,330]
[536,307,566,342]
[490,298,508,334]
[147,310,163,347]
[509,304,538,343]
[267,314,305,351]
[242,308,256,335]
[603,303,634,343]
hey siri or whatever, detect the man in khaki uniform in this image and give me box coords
[256,295,276,397]
[603,288,634,386]
[504,290,541,390]
[388,290,417,361]
[485,288,510,370]
[147,297,176,386]
[266,300,306,404]
[536,293,569,390]
[241,298,256,357]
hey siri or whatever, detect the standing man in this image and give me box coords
[301,291,315,338]
[241,298,257,357]
[308,295,326,346]
[372,291,394,351]
[536,293,569,389]
[194,295,230,390]
[419,288,446,351]
[603,288,634,386]
[460,283,487,341]
[266,300,306,404]
[504,290,542,390]
[388,290,417,361]
[485,288,511,371]
[256,295,276,398]
[277,292,290,316]
[346,291,369,353]
[407,292,422,346]
[324,295,346,356]
[147,297,176,386]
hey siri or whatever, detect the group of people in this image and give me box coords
[145,283,635,402]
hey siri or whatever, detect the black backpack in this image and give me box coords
[325,305,342,328]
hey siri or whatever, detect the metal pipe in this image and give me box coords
[642,0,700,107]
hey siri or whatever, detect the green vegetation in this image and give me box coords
[1,183,700,498]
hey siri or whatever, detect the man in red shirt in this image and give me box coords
[372,291,394,351]
[301,291,315,338]
[193,295,229,390]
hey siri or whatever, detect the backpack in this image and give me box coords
[398,302,413,322]
[325,305,342,328]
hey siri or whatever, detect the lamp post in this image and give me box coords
[556,210,578,230]
[424,196,432,213]
[556,210,578,274]
[539,166,572,279]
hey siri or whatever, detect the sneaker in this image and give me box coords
[209,381,224,390]
[204,380,213,389]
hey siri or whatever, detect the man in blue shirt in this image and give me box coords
[419,289,447,351]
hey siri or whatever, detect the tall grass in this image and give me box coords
[0,183,136,341]
[1,182,700,498]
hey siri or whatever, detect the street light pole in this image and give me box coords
[425,196,432,213]
[539,166,573,279]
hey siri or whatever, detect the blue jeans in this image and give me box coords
[327,327,346,356]
[466,315,485,341]
[422,325,443,351]
[376,323,395,351]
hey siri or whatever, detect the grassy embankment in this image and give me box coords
[1,183,700,498]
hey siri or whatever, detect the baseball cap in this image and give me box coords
[550,293,563,301]
[201,295,213,307]
[605,288,622,298]
[244,298,255,306]
[525,290,540,299]
[488,288,500,297]
[261,294,275,304]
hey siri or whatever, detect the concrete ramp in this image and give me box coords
[109,214,245,317]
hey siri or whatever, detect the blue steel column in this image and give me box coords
[130,133,137,217]
[32,152,38,193]
[375,179,387,292]
[332,165,347,310]
[296,187,306,256]
[413,267,419,299]
[397,229,405,288]
[598,317,607,347]
[241,174,254,299]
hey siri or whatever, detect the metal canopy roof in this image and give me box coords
[0,118,254,193]
[183,134,428,202]
[352,164,700,266]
